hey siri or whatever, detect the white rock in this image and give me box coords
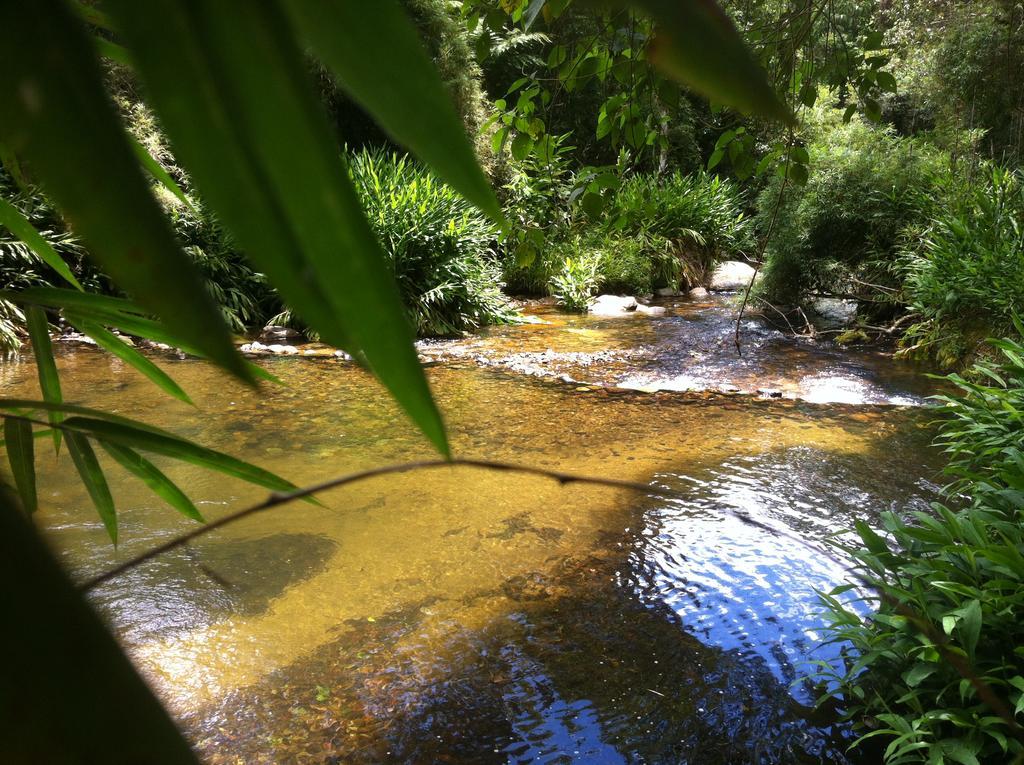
[635,304,667,316]
[588,294,637,316]
[266,344,299,354]
[709,261,757,291]
[656,287,684,297]
[689,287,710,298]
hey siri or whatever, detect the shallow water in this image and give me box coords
[2,296,944,763]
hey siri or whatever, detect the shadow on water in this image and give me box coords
[192,434,940,764]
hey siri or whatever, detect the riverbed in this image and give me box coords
[2,294,944,763]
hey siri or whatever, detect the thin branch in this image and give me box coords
[78,456,832,593]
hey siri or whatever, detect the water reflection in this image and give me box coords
[0,302,945,763]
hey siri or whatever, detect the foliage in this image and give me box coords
[549,249,602,311]
[608,170,752,255]
[900,166,1024,367]
[349,149,512,336]
[756,104,940,307]
[813,333,1024,765]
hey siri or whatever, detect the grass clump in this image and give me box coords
[349,149,512,336]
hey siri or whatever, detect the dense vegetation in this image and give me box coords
[2,1,1023,763]
[817,332,1024,763]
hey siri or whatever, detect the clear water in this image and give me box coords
[1,295,945,763]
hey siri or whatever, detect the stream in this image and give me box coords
[2,294,945,763]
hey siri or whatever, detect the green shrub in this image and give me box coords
[900,166,1024,367]
[608,170,752,255]
[349,149,512,336]
[756,106,939,307]
[814,333,1024,765]
[549,250,601,311]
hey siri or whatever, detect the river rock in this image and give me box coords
[588,294,637,315]
[689,287,710,298]
[240,341,267,354]
[260,324,304,342]
[656,287,684,297]
[635,304,666,316]
[266,344,299,355]
[808,298,858,330]
[709,261,757,291]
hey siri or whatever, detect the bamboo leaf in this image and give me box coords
[129,136,195,212]
[62,416,299,495]
[25,306,63,452]
[281,0,502,222]
[98,441,204,522]
[68,318,193,405]
[0,197,83,290]
[65,431,117,544]
[631,0,792,123]
[0,0,250,383]
[106,0,449,456]
[3,416,38,514]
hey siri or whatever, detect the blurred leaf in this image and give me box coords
[634,0,791,123]
[61,416,301,496]
[106,0,449,456]
[6,289,278,384]
[98,442,204,522]
[0,198,83,290]
[129,136,195,212]
[3,417,37,514]
[0,491,202,764]
[65,431,117,544]
[0,0,249,382]
[68,319,193,405]
[93,36,133,66]
[281,0,502,223]
[26,306,63,452]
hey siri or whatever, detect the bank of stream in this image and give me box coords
[1,294,945,763]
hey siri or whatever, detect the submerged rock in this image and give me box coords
[589,294,638,315]
[709,261,756,291]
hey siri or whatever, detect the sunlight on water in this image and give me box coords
[1,297,944,763]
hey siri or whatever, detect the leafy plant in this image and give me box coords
[549,250,602,311]
[900,166,1024,367]
[756,103,941,308]
[350,149,512,336]
[813,332,1024,765]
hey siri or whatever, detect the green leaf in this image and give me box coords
[957,599,982,659]
[61,416,300,496]
[129,136,195,212]
[106,0,449,456]
[0,198,83,290]
[581,192,604,218]
[0,0,249,383]
[634,0,791,123]
[65,431,117,544]
[26,306,63,452]
[511,133,533,161]
[280,0,502,223]
[98,441,203,522]
[902,663,937,688]
[67,318,193,405]
[3,416,37,514]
